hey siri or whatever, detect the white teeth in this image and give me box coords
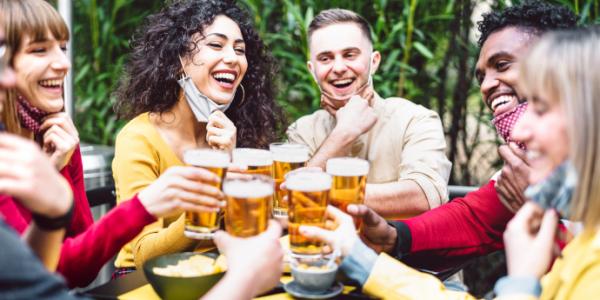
[491,95,517,111]
[213,73,235,81]
[332,78,353,86]
[39,79,63,87]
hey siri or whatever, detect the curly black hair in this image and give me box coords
[477,0,577,48]
[113,0,284,148]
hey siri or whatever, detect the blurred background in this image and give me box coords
[55,0,598,186]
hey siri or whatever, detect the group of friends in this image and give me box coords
[0,0,598,299]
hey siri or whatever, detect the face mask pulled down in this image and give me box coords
[177,58,231,123]
[525,160,577,219]
[492,102,528,150]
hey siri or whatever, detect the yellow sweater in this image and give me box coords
[361,230,600,300]
[112,113,209,268]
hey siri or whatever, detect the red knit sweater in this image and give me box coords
[402,180,514,268]
[0,146,156,287]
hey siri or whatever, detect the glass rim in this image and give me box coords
[326,157,370,177]
[223,174,274,198]
[183,148,230,167]
[285,170,331,192]
[232,148,273,166]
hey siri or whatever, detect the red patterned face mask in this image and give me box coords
[17,94,50,135]
[492,102,527,150]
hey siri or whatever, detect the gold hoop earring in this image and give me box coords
[237,84,246,107]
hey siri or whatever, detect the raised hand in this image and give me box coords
[137,166,225,218]
[299,205,359,257]
[213,221,283,297]
[0,133,72,218]
[496,143,530,212]
[347,204,398,254]
[206,110,236,152]
[504,202,558,279]
[40,112,79,170]
[332,95,377,140]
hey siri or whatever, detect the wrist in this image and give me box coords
[330,126,360,146]
[32,196,74,231]
[44,177,73,218]
[223,269,258,297]
[387,221,411,258]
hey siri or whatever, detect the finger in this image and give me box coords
[213,230,234,253]
[509,142,528,162]
[207,135,232,148]
[299,225,335,244]
[512,202,544,229]
[227,163,248,173]
[176,200,221,213]
[537,209,559,242]
[0,133,35,151]
[261,220,283,239]
[324,205,354,224]
[40,114,78,136]
[174,166,221,184]
[206,126,230,137]
[351,204,382,227]
[176,190,224,208]
[172,179,224,199]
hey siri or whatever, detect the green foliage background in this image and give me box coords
[71,0,600,185]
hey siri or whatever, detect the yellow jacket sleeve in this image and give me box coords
[361,253,475,300]
[112,122,200,268]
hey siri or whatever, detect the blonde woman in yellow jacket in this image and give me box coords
[301,27,600,300]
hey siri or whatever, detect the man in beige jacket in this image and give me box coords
[287,9,451,218]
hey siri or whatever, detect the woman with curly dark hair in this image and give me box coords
[111,0,284,274]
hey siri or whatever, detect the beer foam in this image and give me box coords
[326,158,369,177]
[286,172,332,192]
[232,148,273,166]
[184,149,230,168]
[270,143,309,163]
[223,179,274,199]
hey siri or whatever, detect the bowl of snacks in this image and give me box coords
[289,256,339,292]
[143,252,226,300]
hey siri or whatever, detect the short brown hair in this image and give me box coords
[308,9,372,45]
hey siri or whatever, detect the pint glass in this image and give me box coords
[231,148,273,177]
[183,149,230,239]
[286,170,331,257]
[269,143,309,217]
[223,175,273,237]
[326,157,369,228]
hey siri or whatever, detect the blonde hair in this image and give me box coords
[520,26,600,231]
[0,0,69,135]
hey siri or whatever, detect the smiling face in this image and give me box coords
[308,22,380,102]
[0,27,16,112]
[475,27,537,117]
[512,89,568,184]
[182,15,247,105]
[12,31,70,113]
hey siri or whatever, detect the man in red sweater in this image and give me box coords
[350,1,577,268]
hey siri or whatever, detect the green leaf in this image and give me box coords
[413,41,434,59]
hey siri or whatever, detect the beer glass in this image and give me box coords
[286,170,331,257]
[270,143,309,217]
[231,148,273,177]
[183,149,230,239]
[326,157,369,228]
[223,175,273,237]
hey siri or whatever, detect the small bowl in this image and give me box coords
[143,252,225,300]
[290,258,339,292]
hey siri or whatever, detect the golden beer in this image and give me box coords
[286,170,331,257]
[223,175,273,237]
[232,148,274,177]
[326,157,369,229]
[183,149,230,239]
[270,143,309,217]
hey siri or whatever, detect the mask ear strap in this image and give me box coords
[178,55,189,79]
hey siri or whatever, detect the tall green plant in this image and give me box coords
[72,0,161,145]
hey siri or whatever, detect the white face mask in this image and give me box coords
[178,56,231,123]
[311,52,375,102]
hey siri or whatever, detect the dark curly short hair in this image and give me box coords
[477,0,577,48]
[114,0,284,148]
